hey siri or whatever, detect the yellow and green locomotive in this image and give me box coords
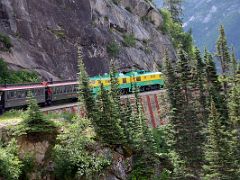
[90,70,164,94]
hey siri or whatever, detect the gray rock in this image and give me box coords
[0,0,176,80]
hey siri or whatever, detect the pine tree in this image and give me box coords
[163,49,204,178]
[230,48,238,77]
[129,88,158,179]
[163,50,187,178]
[193,47,208,120]
[22,94,55,134]
[216,25,231,94]
[77,46,98,122]
[204,49,228,123]
[97,83,124,144]
[203,100,238,180]
[120,99,133,144]
[163,0,183,24]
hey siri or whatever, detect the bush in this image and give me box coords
[0,33,12,51]
[0,139,22,180]
[159,9,193,54]
[123,33,136,47]
[0,58,39,84]
[107,41,120,57]
[53,118,110,179]
[15,96,56,135]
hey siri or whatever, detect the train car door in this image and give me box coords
[46,87,53,105]
[0,91,4,114]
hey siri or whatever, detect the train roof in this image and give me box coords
[0,84,45,91]
[90,71,163,80]
[47,81,78,87]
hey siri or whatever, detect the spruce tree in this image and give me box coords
[165,49,202,179]
[174,47,204,177]
[216,25,231,94]
[98,83,124,145]
[204,49,228,123]
[77,46,97,120]
[193,47,208,120]
[203,100,238,180]
[230,47,238,79]
[120,99,133,145]
[22,94,55,134]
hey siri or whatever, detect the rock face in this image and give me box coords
[0,0,176,80]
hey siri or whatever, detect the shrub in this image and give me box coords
[159,9,193,54]
[107,41,120,57]
[123,33,136,47]
[0,58,39,84]
[0,33,12,51]
[53,118,110,179]
[15,95,56,135]
[0,139,22,180]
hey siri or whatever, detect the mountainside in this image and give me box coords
[155,0,240,58]
[0,0,176,80]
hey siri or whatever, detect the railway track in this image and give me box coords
[40,89,166,112]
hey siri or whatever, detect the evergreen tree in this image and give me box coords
[77,47,99,123]
[168,47,204,177]
[216,25,231,94]
[98,83,125,145]
[177,49,204,175]
[120,99,133,145]
[129,87,158,179]
[163,0,184,24]
[193,47,208,120]
[203,100,238,179]
[21,94,55,134]
[204,49,228,123]
[230,47,238,79]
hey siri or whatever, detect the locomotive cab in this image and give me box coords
[0,91,4,114]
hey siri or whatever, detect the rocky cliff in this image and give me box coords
[0,0,175,80]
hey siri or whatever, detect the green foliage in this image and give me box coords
[163,0,183,24]
[20,153,35,179]
[160,9,193,54]
[15,95,56,135]
[216,25,231,93]
[0,58,39,84]
[203,101,238,179]
[0,32,12,51]
[106,41,120,57]
[53,118,110,179]
[97,83,125,144]
[0,109,24,122]
[163,48,205,178]
[123,33,136,47]
[204,50,228,123]
[152,126,169,154]
[0,139,22,180]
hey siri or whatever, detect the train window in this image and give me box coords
[136,77,141,81]
[144,76,146,79]
[122,78,127,83]
[10,91,15,98]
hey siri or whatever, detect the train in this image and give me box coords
[0,70,164,114]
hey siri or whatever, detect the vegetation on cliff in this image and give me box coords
[0,58,39,84]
